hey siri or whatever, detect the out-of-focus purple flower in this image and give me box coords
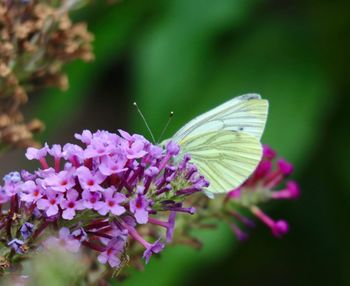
[72,227,88,242]
[129,187,149,224]
[165,212,176,242]
[148,212,176,243]
[96,187,126,216]
[8,239,26,254]
[48,144,63,158]
[263,145,276,159]
[120,218,164,264]
[49,144,63,171]
[75,130,92,145]
[251,206,289,237]
[158,140,180,171]
[84,139,113,158]
[166,140,180,156]
[97,236,126,268]
[278,159,294,175]
[127,140,148,159]
[20,170,36,181]
[148,145,163,160]
[118,129,133,141]
[143,239,165,264]
[44,169,76,193]
[36,190,63,217]
[230,223,249,241]
[119,130,148,159]
[25,146,48,161]
[25,146,49,169]
[20,222,35,240]
[225,145,299,239]
[20,180,43,203]
[271,181,300,199]
[44,227,81,253]
[82,190,101,210]
[3,172,22,196]
[77,166,105,192]
[4,172,21,184]
[99,153,127,176]
[63,143,84,166]
[60,189,84,220]
[0,187,10,204]
[83,131,119,158]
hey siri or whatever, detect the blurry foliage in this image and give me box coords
[14,0,350,285]
[2,248,87,286]
[23,249,87,286]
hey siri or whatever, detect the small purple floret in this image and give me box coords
[8,239,25,254]
[143,239,165,264]
[20,222,35,240]
[272,220,289,237]
[130,188,149,224]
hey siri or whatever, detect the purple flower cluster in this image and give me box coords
[0,130,208,267]
[225,145,300,240]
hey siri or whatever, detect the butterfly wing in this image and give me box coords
[172,94,268,142]
[179,131,262,194]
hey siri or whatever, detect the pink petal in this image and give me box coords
[97,253,108,264]
[59,227,71,239]
[110,205,126,216]
[66,239,80,253]
[67,189,79,201]
[108,255,121,268]
[46,205,58,217]
[114,193,126,203]
[62,208,75,220]
[36,199,49,210]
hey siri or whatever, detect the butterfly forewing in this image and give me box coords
[172,94,268,142]
[179,131,262,194]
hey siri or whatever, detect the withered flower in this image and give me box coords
[0,0,94,151]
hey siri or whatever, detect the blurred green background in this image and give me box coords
[1,0,350,285]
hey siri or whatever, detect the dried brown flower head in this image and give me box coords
[0,0,94,150]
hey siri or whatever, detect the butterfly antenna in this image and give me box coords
[133,102,156,143]
[157,111,174,144]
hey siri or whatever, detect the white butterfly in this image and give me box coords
[168,93,269,195]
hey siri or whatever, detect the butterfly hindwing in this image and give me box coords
[179,131,263,194]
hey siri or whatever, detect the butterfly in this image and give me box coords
[168,94,269,195]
